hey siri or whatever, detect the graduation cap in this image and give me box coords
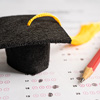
[0,13,100,75]
[0,13,71,74]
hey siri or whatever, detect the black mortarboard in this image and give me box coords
[0,14,71,75]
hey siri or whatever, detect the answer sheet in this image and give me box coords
[0,0,100,100]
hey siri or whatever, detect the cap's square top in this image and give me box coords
[0,15,71,49]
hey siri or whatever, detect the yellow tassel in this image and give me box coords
[71,22,100,45]
[27,13,61,26]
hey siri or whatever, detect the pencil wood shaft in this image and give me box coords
[82,67,93,80]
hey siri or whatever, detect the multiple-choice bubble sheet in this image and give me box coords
[0,33,100,100]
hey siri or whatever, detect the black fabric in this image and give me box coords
[0,15,71,49]
[0,15,72,74]
[5,44,50,74]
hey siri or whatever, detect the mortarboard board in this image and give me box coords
[0,13,100,75]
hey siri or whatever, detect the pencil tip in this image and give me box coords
[80,78,85,83]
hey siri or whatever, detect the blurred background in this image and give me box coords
[0,0,100,36]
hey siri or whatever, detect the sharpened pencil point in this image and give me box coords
[80,78,85,83]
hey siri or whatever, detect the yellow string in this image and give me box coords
[27,13,61,26]
[71,22,100,45]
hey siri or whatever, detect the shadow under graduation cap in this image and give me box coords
[0,15,71,75]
